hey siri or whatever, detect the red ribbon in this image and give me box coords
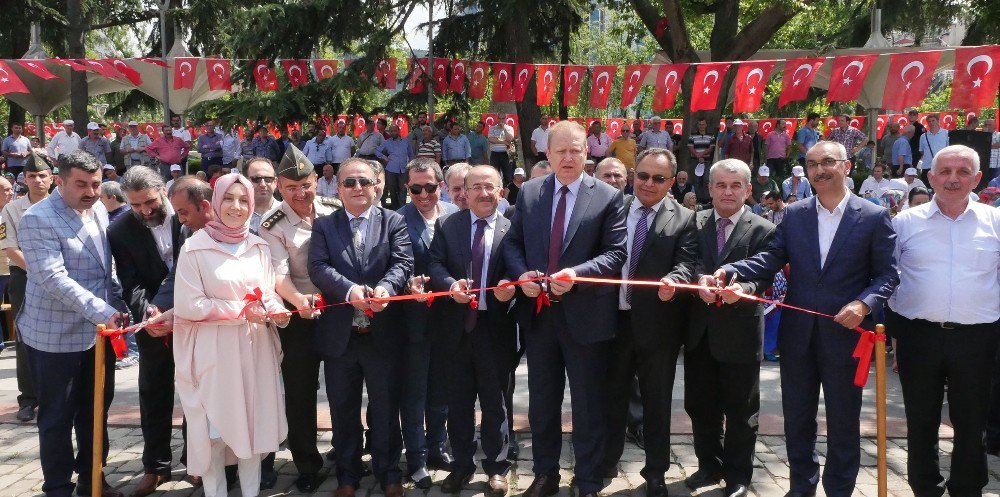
[109,333,127,359]
[852,330,886,387]
[535,292,550,315]
[239,287,264,317]
[469,295,479,310]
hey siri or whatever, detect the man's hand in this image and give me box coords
[698,275,719,304]
[719,283,743,304]
[450,279,473,304]
[494,279,515,302]
[549,268,576,296]
[145,309,174,336]
[834,300,869,330]
[104,312,126,331]
[369,286,390,312]
[517,271,543,297]
[658,277,677,301]
[295,293,320,320]
[349,285,372,312]
[408,275,430,302]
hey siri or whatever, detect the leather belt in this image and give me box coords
[915,318,973,330]
[352,326,371,335]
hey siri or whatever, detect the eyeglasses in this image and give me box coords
[635,171,672,184]
[467,184,499,194]
[408,183,439,195]
[341,177,376,188]
[249,176,275,184]
[804,158,848,169]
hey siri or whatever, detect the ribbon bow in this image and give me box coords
[109,333,128,359]
[239,287,264,318]
[851,328,885,387]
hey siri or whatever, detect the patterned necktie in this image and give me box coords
[466,218,488,332]
[548,186,569,275]
[625,207,651,305]
[351,216,369,327]
[716,217,732,256]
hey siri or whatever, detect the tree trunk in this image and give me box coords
[67,0,89,127]
[503,15,540,169]
[3,1,29,131]
[558,16,571,121]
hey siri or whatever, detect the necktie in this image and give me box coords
[716,217,732,256]
[548,186,569,275]
[465,218,488,332]
[625,207,651,305]
[351,216,369,327]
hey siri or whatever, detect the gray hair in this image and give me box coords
[708,159,752,184]
[932,144,980,174]
[340,157,380,177]
[596,157,627,175]
[405,157,444,183]
[635,147,678,177]
[445,162,472,185]
[121,165,165,192]
[100,181,125,202]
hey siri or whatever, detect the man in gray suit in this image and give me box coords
[18,150,128,497]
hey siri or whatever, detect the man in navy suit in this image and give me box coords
[504,121,627,497]
[308,158,414,497]
[715,141,898,497]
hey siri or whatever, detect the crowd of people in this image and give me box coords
[1,110,999,497]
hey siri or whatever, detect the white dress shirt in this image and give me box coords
[172,126,192,143]
[619,198,663,310]
[889,197,1000,324]
[859,176,893,198]
[46,131,81,157]
[531,127,549,153]
[344,205,376,301]
[328,134,355,163]
[317,176,339,197]
[551,174,584,239]
[149,202,176,269]
[817,192,851,269]
[470,211,498,309]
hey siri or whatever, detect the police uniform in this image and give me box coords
[1,153,51,414]
[256,145,342,483]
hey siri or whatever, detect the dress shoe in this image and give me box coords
[335,484,357,497]
[427,452,454,471]
[131,472,171,497]
[294,473,318,492]
[326,447,337,460]
[487,473,509,497]
[408,467,432,489]
[684,468,723,489]
[184,474,202,487]
[602,466,619,479]
[724,484,748,497]
[259,466,277,490]
[523,474,560,497]
[507,441,520,460]
[441,471,474,493]
[75,476,123,497]
[383,483,405,497]
[626,424,645,450]
[645,478,668,497]
[16,405,35,422]
[783,492,816,497]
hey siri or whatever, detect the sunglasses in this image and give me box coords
[408,183,439,195]
[341,177,376,188]
[249,176,275,184]
[635,171,671,184]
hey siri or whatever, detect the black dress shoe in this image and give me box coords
[259,467,277,490]
[645,478,668,497]
[327,447,337,460]
[295,473,319,492]
[626,424,645,449]
[427,452,454,471]
[441,471,473,493]
[724,484,748,497]
[783,491,816,497]
[523,474,560,497]
[507,442,520,460]
[75,476,123,497]
[16,405,35,422]
[684,468,723,489]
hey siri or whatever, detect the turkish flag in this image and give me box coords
[620,64,651,109]
[449,59,467,93]
[890,114,909,127]
[826,54,878,103]
[348,115,362,136]
[173,57,198,89]
[536,65,558,105]
[512,63,534,102]
[469,61,489,99]
[143,123,160,139]
[783,120,797,139]
[16,60,61,80]
[49,58,89,72]
[671,120,684,136]
[652,64,688,112]
[778,57,824,107]
[586,118,603,133]
[606,118,624,139]
[313,59,339,80]
[689,63,730,111]
[374,58,397,89]
[408,58,427,94]
[481,114,498,135]
[881,51,941,111]
[431,58,449,94]
[589,65,616,108]
[281,60,310,88]
[757,119,777,138]
[0,61,29,94]
[917,112,933,127]
[206,59,232,91]
[822,116,838,137]
[505,115,520,135]
[626,118,643,133]
[875,115,888,139]
[138,57,169,68]
[492,63,514,102]
[849,116,865,130]
[546,117,560,128]
[939,111,959,130]
[733,61,775,113]
[562,65,587,106]
[253,60,279,92]
[950,46,1000,110]
[105,58,142,85]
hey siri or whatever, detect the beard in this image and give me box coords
[134,204,168,228]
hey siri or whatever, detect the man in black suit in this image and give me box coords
[309,157,413,497]
[504,121,627,497]
[428,165,517,496]
[683,159,775,497]
[601,148,699,496]
[107,165,188,497]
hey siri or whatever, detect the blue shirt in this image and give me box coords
[251,136,281,161]
[2,135,32,170]
[197,132,223,159]
[376,137,415,174]
[441,134,471,162]
[302,137,334,165]
[891,136,912,166]
[781,177,813,200]
[795,126,820,159]
[467,132,489,165]
[989,176,1000,189]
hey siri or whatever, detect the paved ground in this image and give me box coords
[1,344,998,497]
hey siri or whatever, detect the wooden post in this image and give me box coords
[92,326,106,497]
[875,323,887,497]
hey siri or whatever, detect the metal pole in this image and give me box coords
[159,0,171,124]
[875,324,887,497]
[91,326,107,497]
[426,0,435,119]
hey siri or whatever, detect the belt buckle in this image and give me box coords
[353,326,371,335]
[940,322,956,330]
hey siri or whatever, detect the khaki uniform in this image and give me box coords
[0,195,35,258]
[258,196,341,293]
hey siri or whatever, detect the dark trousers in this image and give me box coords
[524,303,609,494]
[9,266,35,409]
[382,171,407,210]
[683,340,760,487]
[896,318,1000,497]
[447,314,513,476]
[278,315,324,474]
[780,323,863,497]
[136,331,184,474]
[766,158,788,180]
[26,339,115,497]
[200,156,223,172]
[490,151,512,183]
[604,311,680,481]
[400,336,449,474]
[324,333,402,487]
[985,345,1000,451]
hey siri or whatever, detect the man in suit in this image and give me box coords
[17,150,128,497]
[601,148,699,496]
[107,166,187,496]
[396,158,458,487]
[682,159,775,497]
[504,121,627,497]
[428,165,517,496]
[715,141,898,497]
[309,157,414,497]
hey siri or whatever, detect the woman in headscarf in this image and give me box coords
[172,173,289,497]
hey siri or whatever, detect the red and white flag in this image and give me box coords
[536,65,558,106]
[757,119,777,138]
[395,114,410,137]
[512,63,534,102]
[173,57,197,89]
[822,116,838,137]
[939,111,959,131]
[589,65,616,108]
[849,116,865,129]
[206,59,232,91]
[350,115,364,136]
[481,113,499,135]
[313,59,339,80]
[408,58,427,94]
[49,58,90,72]
[16,60,61,80]
[492,63,514,102]
[0,61,29,95]
[733,61,775,113]
[106,58,143,85]
[505,115,519,135]
[281,60,310,88]
[606,118,624,139]
[689,62,730,111]
[881,51,941,111]
[449,59,467,93]
[671,120,684,136]
[652,64,687,112]
[562,65,587,106]
[826,54,877,103]
[468,61,489,99]
[432,58,449,94]
[138,57,169,68]
[83,59,122,79]
[620,64,650,109]
[253,60,279,92]
[778,57,824,107]
[875,115,888,139]
[375,58,397,89]
[783,120,797,139]
[950,45,1000,110]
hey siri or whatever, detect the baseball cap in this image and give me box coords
[170,164,182,172]
[758,165,770,177]
[62,119,74,126]
[103,164,115,170]
[904,167,917,176]
[733,119,746,127]
[792,165,805,177]
[128,120,139,126]
[87,122,100,130]
[513,167,525,176]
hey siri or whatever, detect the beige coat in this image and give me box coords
[173,229,288,475]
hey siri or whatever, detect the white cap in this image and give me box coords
[230,168,240,174]
[128,120,139,126]
[791,165,805,177]
[733,119,746,127]
[585,159,595,165]
[103,164,115,170]
[513,167,525,176]
[904,167,917,176]
[87,122,99,130]
[63,119,74,126]
[694,163,706,177]
[758,165,770,177]
[170,164,182,172]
